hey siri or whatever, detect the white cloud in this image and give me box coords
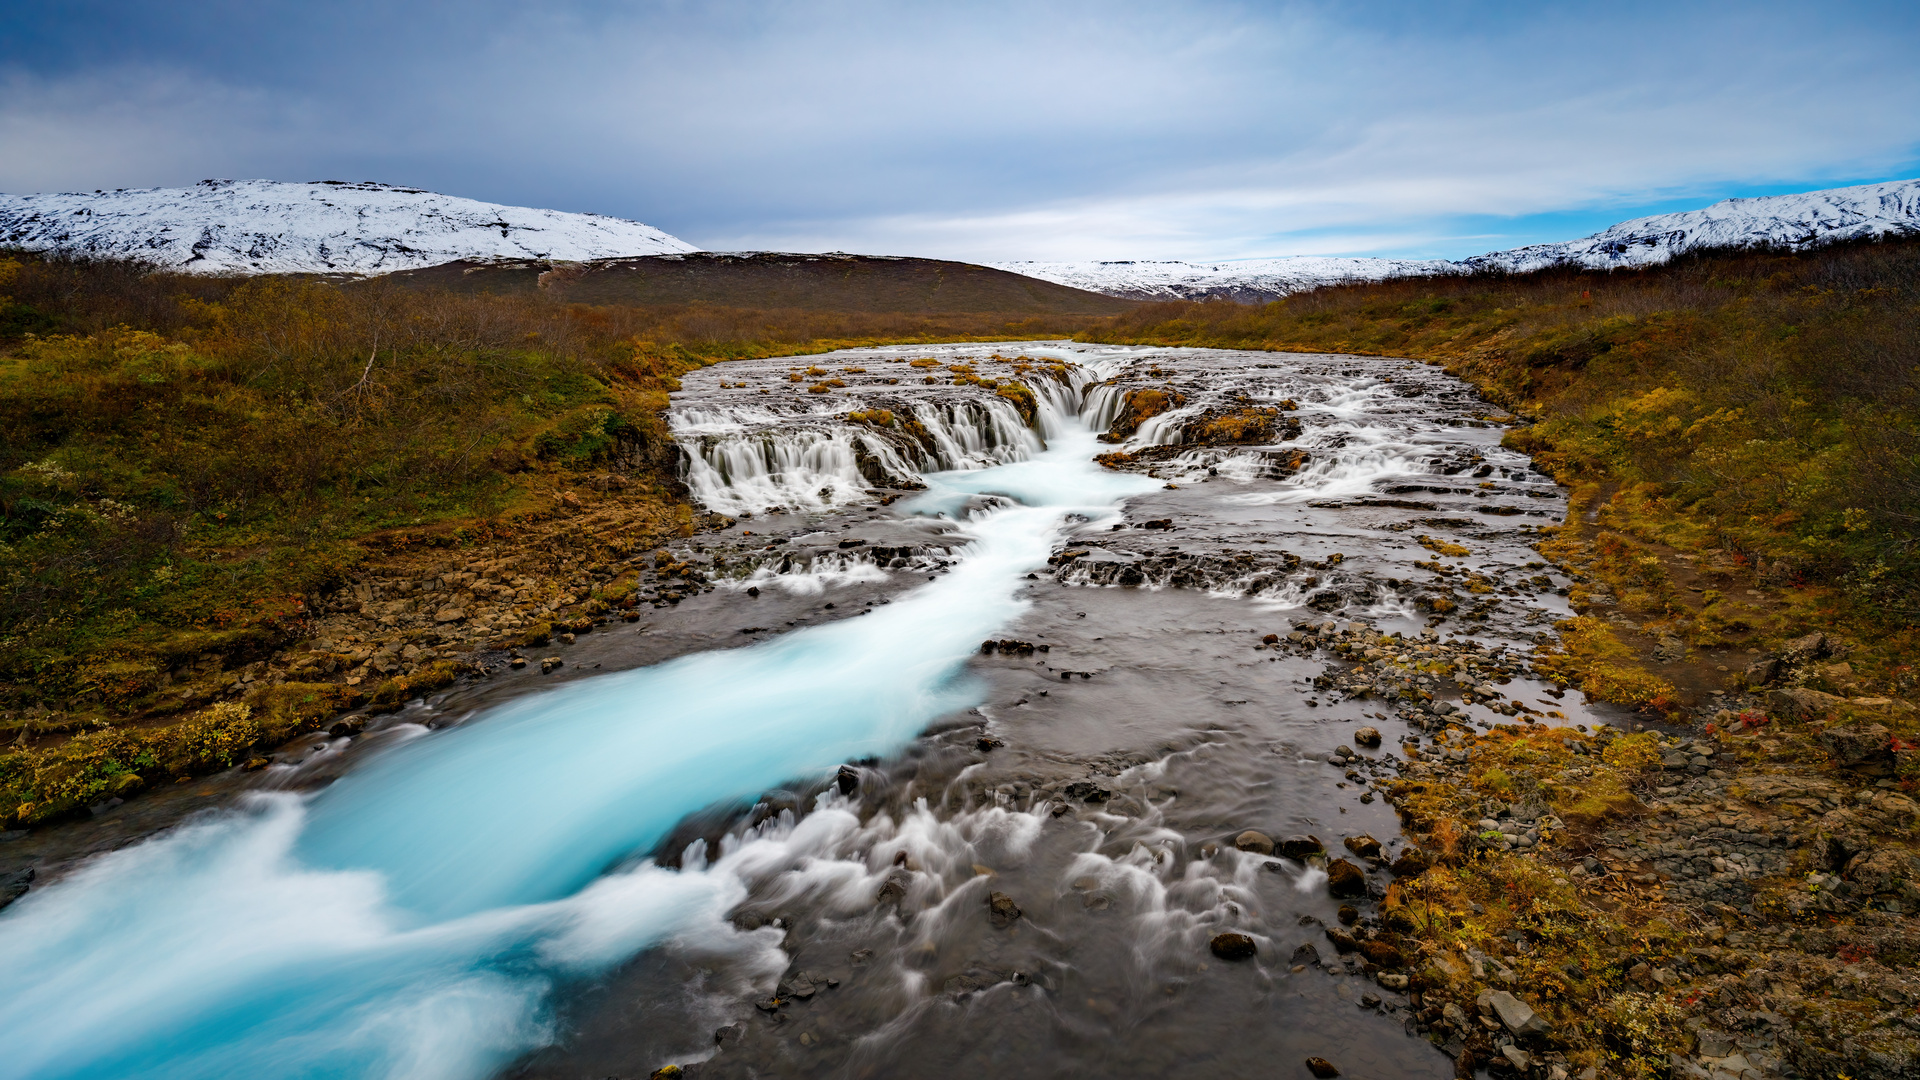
[2,1,1917,260]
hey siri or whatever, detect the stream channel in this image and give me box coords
[0,343,1625,1079]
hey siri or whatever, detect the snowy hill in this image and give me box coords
[996,178,1920,300]
[985,256,1459,302]
[0,179,696,275]
[1461,178,1920,274]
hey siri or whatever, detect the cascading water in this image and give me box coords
[0,364,1156,1080]
[0,342,1576,1080]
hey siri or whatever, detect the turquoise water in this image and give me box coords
[0,406,1155,1080]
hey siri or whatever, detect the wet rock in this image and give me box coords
[328,717,365,738]
[1353,726,1382,747]
[1209,932,1257,961]
[1235,830,1276,855]
[1324,926,1359,953]
[1343,835,1382,858]
[1337,904,1359,926]
[0,867,32,911]
[975,735,1005,751]
[1377,973,1409,990]
[1305,1056,1341,1077]
[1279,834,1325,859]
[875,870,911,907]
[1062,780,1111,802]
[1291,942,1321,966]
[713,1023,742,1044]
[987,890,1023,929]
[539,656,563,674]
[836,764,859,795]
[1326,858,1367,898]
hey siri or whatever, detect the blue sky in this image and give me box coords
[3,1,1917,261]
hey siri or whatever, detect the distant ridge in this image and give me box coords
[994,178,1920,301]
[385,251,1137,315]
[0,179,696,275]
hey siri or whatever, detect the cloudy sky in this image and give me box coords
[3,1,1917,261]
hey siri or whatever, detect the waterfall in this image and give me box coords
[0,372,1157,1080]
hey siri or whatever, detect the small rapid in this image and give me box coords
[0,372,1155,1080]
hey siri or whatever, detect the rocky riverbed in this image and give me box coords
[3,342,1913,1080]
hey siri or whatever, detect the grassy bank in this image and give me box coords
[0,253,1115,822]
[1080,238,1920,705]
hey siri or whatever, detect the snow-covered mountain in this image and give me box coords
[985,255,1459,302]
[1461,178,1920,274]
[995,178,1920,301]
[0,179,696,275]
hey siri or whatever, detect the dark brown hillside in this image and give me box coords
[382,251,1138,315]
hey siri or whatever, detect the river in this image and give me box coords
[0,342,1611,1079]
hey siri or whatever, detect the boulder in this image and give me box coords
[1343,835,1382,858]
[1324,926,1359,953]
[1353,726,1382,747]
[1487,989,1550,1035]
[1235,830,1276,855]
[987,891,1023,929]
[1390,848,1433,879]
[1819,722,1893,769]
[1780,631,1830,664]
[1358,939,1404,969]
[1305,1057,1341,1078]
[835,764,860,796]
[1326,858,1367,898]
[1279,834,1325,859]
[1767,687,1843,719]
[1209,932,1258,961]
[1743,656,1781,686]
[0,867,32,912]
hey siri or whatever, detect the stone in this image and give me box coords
[1326,858,1367,898]
[1819,721,1893,769]
[1305,1056,1341,1078]
[1209,932,1258,961]
[1487,990,1549,1035]
[987,891,1023,929]
[1767,687,1843,719]
[1780,631,1829,663]
[1279,834,1325,859]
[1343,835,1382,858]
[433,606,465,624]
[1235,830,1276,855]
[539,656,563,674]
[1390,849,1432,878]
[1377,973,1409,990]
[1291,942,1322,966]
[1358,939,1404,969]
[1742,656,1781,686]
[1499,1045,1532,1070]
[1325,926,1359,953]
[835,764,859,796]
[1353,726,1382,747]
[0,867,32,911]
